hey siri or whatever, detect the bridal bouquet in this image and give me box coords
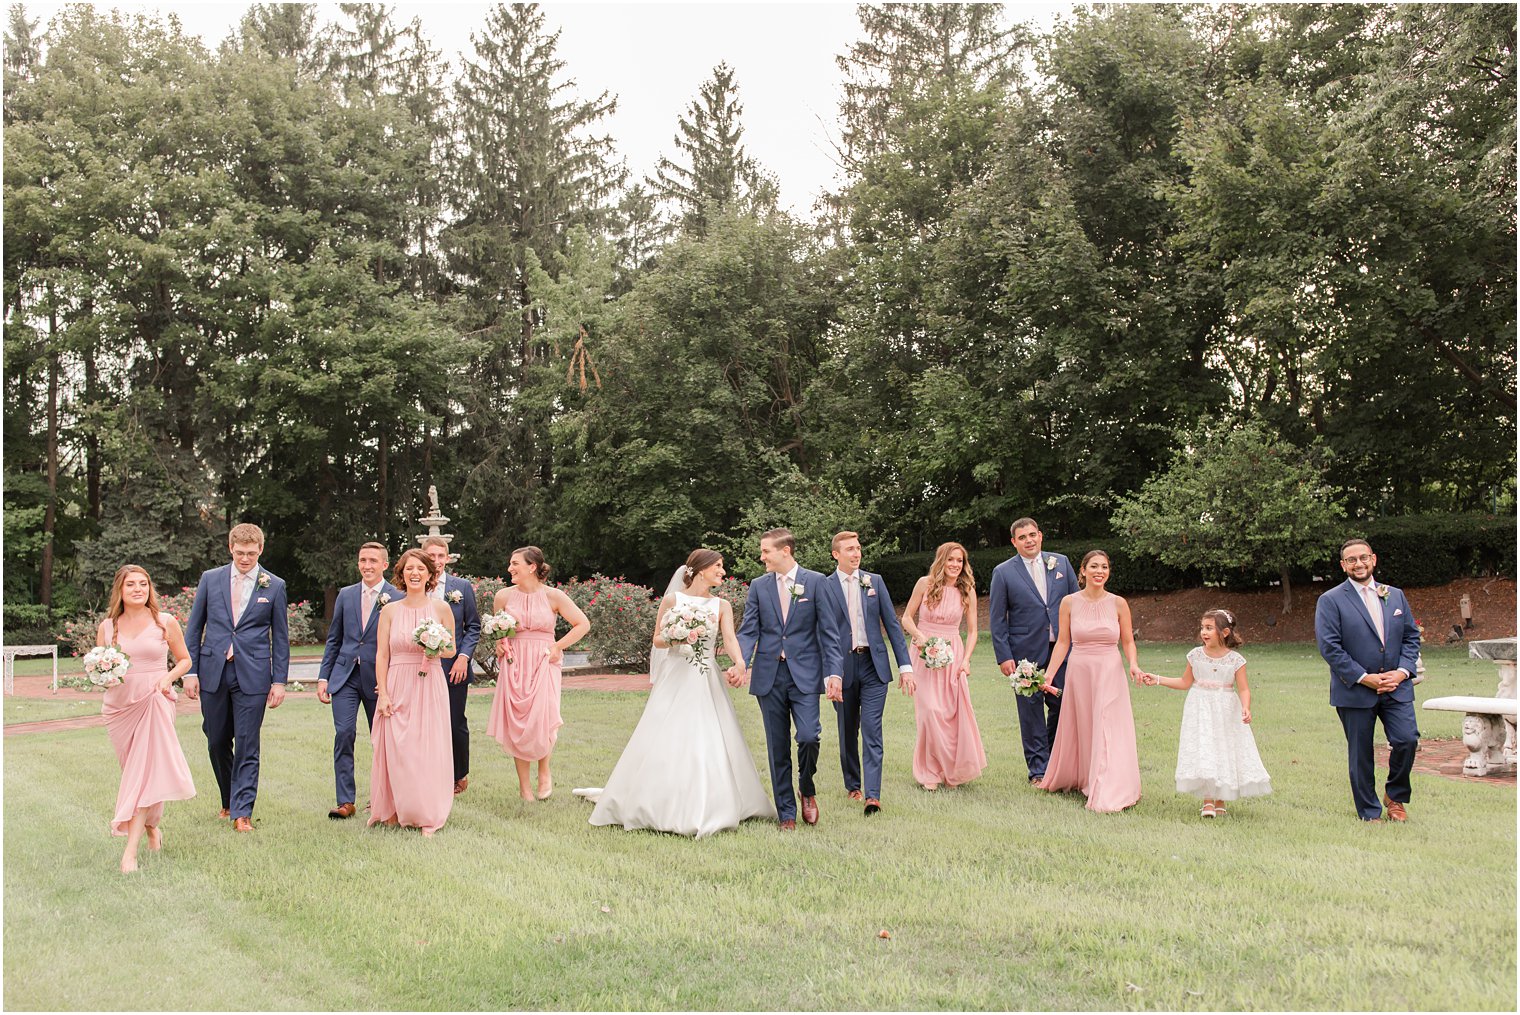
[480,610,518,648]
[1009,658,1046,697]
[659,604,713,675]
[919,637,954,671]
[82,646,130,687]
[411,618,454,662]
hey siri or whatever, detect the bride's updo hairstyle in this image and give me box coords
[1076,549,1110,589]
[512,546,551,581]
[682,548,722,587]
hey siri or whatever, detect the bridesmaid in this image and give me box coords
[488,546,590,802]
[96,565,196,873]
[1038,549,1144,812]
[901,542,987,791]
[370,549,455,836]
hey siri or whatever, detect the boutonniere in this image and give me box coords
[859,574,873,591]
[1045,556,1057,571]
[1375,584,1390,600]
[377,592,392,607]
[788,582,805,601]
[445,589,463,604]
[256,572,271,589]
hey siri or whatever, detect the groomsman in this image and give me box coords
[316,542,400,818]
[1315,537,1422,822]
[183,523,291,831]
[421,536,481,795]
[989,517,1078,783]
[818,531,916,816]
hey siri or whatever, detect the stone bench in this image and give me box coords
[1422,696,1518,777]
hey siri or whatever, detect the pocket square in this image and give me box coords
[1055,573,1064,580]
[257,597,270,604]
[866,589,877,597]
[1393,608,1403,616]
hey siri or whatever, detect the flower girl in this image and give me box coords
[1143,609,1271,817]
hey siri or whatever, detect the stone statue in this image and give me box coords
[1460,714,1506,777]
[428,485,440,516]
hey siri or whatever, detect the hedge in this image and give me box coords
[872,513,1515,596]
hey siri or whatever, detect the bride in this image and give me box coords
[574,549,776,837]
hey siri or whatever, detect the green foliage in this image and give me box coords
[708,460,898,581]
[1359,514,1519,587]
[556,575,660,667]
[1112,421,1346,610]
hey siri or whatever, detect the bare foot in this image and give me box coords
[120,855,139,874]
[146,826,163,852]
[520,789,537,802]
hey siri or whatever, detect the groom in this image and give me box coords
[183,522,290,832]
[734,528,843,830]
[817,530,916,816]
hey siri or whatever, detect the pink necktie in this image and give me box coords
[1364,585,1385,644]
[778,573,790,624]
[227,574,246,659]
[362,587,375,628]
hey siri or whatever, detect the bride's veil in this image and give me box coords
[648,565,689,686]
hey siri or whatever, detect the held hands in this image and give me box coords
[1128,664,1146,685]
[724,664,749,688]
[316,679,332,704]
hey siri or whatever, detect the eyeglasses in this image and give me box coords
[1341,553,1374,565]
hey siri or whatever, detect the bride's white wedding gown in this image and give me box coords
[575,591,776,837]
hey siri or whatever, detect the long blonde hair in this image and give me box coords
[926,542,975,609]
[105,564,167,645]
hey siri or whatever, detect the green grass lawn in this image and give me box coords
[4,642,1513,1010]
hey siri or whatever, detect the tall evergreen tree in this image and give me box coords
[649,62,776,237]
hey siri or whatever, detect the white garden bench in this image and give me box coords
[1422,637,1517,777]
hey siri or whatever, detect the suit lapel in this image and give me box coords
[1347,580,1382,641]
[218,565,236,628]
[1013,557,1043,602]
[769,571,787,631]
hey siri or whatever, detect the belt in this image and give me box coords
[851,646,870,654]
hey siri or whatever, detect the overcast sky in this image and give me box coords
[24,2,1074,212]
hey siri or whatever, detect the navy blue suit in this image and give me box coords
[816,570,914,802]
[736,567,844,823]
[436,573,481,783]
[317,580,401,806]
[989,552,1078,779]
[184,563,291,818]
[1315,577,1422,820]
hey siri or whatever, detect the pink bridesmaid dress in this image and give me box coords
[102,616,195,835]
[369,603,453,833]
[487,586,563,760]
[911,587,987,788]
[1039,593,1141,812]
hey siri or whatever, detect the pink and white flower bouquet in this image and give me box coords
[82,646,131,687]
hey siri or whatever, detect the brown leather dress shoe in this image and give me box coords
[233,817,253,833]
[218,808,231,820]
[453,777,468,795]
[778,819,796,831]
[329,802,356,819]
[801,796,819,825]
[864,798,881,816]
[1383,796,1408,822]
[847,789,863,801]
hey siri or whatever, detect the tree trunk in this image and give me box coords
[378,428,389,536]
[1279,564,1294,615]
[39,301,59,610]
[84,341,102,520]
[321,583,338,641]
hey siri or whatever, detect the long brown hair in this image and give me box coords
[392,548,439,593]
[105,564,167,645]
[926,542,975,608]
[1203,608,1243,648]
